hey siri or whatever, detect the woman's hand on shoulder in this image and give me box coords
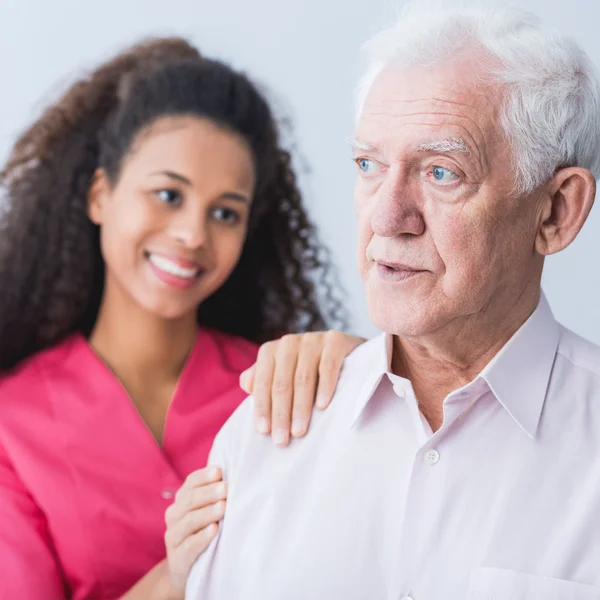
[240,331,366,446]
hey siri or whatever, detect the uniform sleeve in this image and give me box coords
[0,440,66,599]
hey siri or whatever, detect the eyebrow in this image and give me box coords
[348,136,471,157]
[221,192,250,203]
[151,170,192,185]
[348,136,378,153]
[416,137,470,154]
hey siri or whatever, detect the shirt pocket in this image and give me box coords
[467,567,600,600]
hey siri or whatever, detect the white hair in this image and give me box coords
[416,137,470,154]
[357,0,600,193]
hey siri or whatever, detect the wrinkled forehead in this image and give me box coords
[356,63,505,160]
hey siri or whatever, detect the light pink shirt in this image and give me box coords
[187,295,600,600]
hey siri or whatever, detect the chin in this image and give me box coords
[137,297,199,322]
[369,310,430,337]
[366,296,441,338]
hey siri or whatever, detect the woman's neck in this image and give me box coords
[89,282,198,388]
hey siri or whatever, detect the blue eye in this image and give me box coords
[156,189,182,205]
[431,166,459,183]
[212,207,240,225]
[356,158,380,175]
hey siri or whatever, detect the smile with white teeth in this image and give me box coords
[148,254,200,279]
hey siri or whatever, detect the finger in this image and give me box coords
[315,331,348,409]
[168,523,220,590]
[179,522,219,557]
[270,335,300,446]
[165,501,226,549]
[239,365,255,394]
[181,467,222,492]
[252,341,277,435]
[290,333,322,438]
[167,481,227,524]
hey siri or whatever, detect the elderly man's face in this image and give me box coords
[354,57,544,337]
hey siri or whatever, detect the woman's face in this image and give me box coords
[88,116,256,320]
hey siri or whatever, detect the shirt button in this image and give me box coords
[401,596,414,600]
[161,489,175,500]
[424,449,440,465]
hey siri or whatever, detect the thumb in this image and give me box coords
[239,366,255,394]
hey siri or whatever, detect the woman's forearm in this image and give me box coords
[119,559,183,600]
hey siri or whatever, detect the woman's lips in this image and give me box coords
[146,252,205,289]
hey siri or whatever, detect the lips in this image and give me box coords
[144,251,206,290]
[376,260,422,271]
[374,260,425,282]
[147,253,203,279]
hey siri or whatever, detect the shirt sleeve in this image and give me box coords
[184,433,229,599]
[0,440,66,599]
[185,398,253,600]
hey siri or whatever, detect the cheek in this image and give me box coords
[433,207,505,292]
[355,189,373,274]
[211,226,247,278]
[100,195,155,259]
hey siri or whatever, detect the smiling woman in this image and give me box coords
[0,38,363,600]
[88,116,257,324]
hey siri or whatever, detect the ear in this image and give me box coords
[87,168,112,226]
[535,167,596,256]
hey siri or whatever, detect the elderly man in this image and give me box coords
[185,2,600,598]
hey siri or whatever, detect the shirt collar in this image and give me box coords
[479,292,559,438]
[349,333,392,428]
[350,293,560,438]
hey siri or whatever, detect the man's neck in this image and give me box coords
[89,280,198,390]
[392,285,541,431]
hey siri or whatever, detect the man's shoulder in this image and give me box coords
[209,335,387,468]
[208,393,254,467]
[556,324,600,380]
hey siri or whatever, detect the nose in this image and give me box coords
[168,204,208,249]
[370,167,425,238]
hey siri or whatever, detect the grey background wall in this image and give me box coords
[1,0,599,339]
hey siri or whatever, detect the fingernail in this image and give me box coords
[316,394,330,409]
[273,429,289,446]
[208,467,220,479]
[291,419,306,437]
[257,418,270,435]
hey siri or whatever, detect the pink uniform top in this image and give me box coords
[0,327,257,599]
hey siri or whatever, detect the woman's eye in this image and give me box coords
[356,158,381,175]
[155,189,182,205]
[431,166,460,184]
[212,207,240,224]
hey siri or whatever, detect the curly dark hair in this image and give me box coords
[0,37,346,371]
